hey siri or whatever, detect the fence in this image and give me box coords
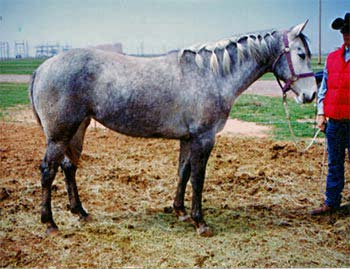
[0,42,10,60]
[0,41,73,60]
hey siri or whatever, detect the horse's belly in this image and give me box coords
[93,112,189,139]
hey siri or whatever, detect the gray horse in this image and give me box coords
[30,21,316,236]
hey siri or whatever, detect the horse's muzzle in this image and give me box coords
[299,91,316,104]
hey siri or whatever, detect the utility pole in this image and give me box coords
[318,0,322,64]
[140,41,144,56]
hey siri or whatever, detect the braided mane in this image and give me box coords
[178,30,277,75]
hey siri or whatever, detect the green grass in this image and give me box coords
[230,94,321,140]
[0,58,47,74]
[260,72,276,80]
[311,56,326,74]
[0,83,29,118]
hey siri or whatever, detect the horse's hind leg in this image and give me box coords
[60,118,91,221]
[61,158,90,220]
[174,139,191,221]
[40,141,66,234]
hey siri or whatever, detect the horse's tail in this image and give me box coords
[28,70,43,128]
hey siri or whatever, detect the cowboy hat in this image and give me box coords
[331,12,350,34]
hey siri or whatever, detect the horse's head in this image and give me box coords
[272,20,317,103]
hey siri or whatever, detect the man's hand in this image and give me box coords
[317,115,327,132]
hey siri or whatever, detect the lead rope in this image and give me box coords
[282,93,321,153]
[320,137,328,193]
[283,94,329,199]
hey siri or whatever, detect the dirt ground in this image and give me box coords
[1,116,349,267]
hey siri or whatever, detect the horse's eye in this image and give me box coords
[298,52,306,60]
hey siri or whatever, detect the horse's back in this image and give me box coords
[32,49,190,139]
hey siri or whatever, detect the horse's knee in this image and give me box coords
[61,158,77,175]
[61,157,75,169]
[190,132,215,161]
[39,162,48,175]
[39,162,57,186]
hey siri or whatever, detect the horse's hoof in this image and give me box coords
[79,214,93,222]
[46,226,59,236]
[174,208,191,222]
[197,224,214,237]
[178,214,191,222]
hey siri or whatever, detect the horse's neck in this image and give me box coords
[223,35,280,99]
[231,61,269,96]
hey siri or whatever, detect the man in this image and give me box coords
[312,13,350,215]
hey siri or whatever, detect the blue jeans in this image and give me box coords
[325,119,350,208]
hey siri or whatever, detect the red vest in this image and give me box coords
[324,45,350,120]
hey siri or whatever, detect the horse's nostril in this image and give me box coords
[302,93,306,102]
[304,91,316,103]
[311,91,316,101]
[300,92,316,103]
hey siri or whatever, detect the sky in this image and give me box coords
[0,0,349,57]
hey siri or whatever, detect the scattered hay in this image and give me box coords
[1,122,349,268]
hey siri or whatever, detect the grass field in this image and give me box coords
[230,94,321,140]
[311,56,326,73]
[0,83,29,118]
[0,82,319,140]
[0,58,46,75]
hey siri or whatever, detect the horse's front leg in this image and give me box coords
[189,131,215,237]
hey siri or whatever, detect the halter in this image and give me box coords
[272,31,314,95]
[272,31,320,153]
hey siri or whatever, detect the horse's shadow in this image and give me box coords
[84,202,349,236]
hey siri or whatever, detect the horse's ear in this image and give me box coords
[289,20,309,39]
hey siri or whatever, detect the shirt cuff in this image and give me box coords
[317,104,324,115]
